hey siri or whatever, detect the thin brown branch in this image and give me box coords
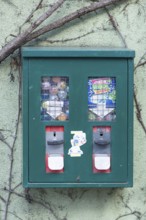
[121,0,144,13]
[0,195,6,203]
[5,189,62,220]
[31,25,113,45]
[27,0,126,42]
[102,0,146,160]
[105,7,127,47]
[3,54,22,220]
[105,5,146,134]
[25,0,64,32]
[4,0,45,44]
[135,60,146,70]
[136,60,146,68]
[115,211,141,220]
[0,0,64,63]
[133,51,146,134]
[0,0,126,63]
[0,132,12,150]
[135,52,146,70]
[0,210,23,220]
[12,182,22,191]
[21,0,44,27]
[46,29,96,43]
[116,195,142,219]
[134,90,146,134]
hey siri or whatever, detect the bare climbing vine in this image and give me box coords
[0,0,146,220]
[114,194,146,220]
[0,51,21,220]
[105,5,146,135]
[0,0,126,62]
[134,52,146,134]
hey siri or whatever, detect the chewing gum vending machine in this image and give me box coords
[22,47,135,188]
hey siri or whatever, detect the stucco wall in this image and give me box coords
[0,0,146,220]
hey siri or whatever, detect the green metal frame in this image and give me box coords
[22,47,135,188]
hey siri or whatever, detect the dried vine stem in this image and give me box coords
[115,194,145,220]
[134,52,146,134]
[134,88,146,134]
[115,211,143,220]
[0,0,126,63]
[105,6,146,134]
[0,210,23,220]
[20,0,44,28]
[5,0,45,43]
[0,196,6,203]
[4,188,62,220]
[46,29,97,44]
[135,52,146,70]
[27,0,126,41]
[3,53,22,220]
[12,182,22,191]
[0,0,64,63]
[34,25,113,44]
[0,133,12,150]
[104,7,127,47]
[136,60,146,69]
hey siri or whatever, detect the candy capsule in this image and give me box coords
[42,101,49,109]
[41,81,50,90]
[57,113,67,121]
[58,81,67,90]
[41,92,49,100]
[49,94,59,101]
[58,90,67,100]
[49,85,58,95]
[41,114,53,121]
[52,77,61,84]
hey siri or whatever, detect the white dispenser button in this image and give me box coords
[94,154,110,170]
[48,155,64,170]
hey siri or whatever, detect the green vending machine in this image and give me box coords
[22,47,135,188]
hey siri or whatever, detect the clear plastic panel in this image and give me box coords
[41,77,69,121]
[88,78,116,121]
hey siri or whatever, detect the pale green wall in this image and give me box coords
[0,0,146,220]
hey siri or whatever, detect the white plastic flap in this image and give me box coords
[48,155,64,170]
[94,154,110,170]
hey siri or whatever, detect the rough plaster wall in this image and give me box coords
[0,0,146,220]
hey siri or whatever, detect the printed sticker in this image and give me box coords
[68,131,87,157]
